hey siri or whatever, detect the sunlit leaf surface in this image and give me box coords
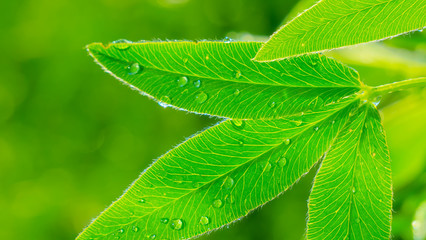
[76,101,360,240]
[87,41,361,119]
[308,104,392,239]
[255,0,426,61]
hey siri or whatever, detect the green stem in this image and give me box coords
[371,77,426,98]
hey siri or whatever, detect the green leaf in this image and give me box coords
[76,100,359,240]
[87,41,361,119]
[254,0,426,61]
[307,103,392,239]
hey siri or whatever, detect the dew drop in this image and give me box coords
[170,219,184,230]
[128,62,141,75]
[193,79,201,88]
[278,157,287,168]
[212,199,223,208]
[331,120,336,124]
[234,70,242,79]
[225,194,235,204]
[294,120,302,126]
[223,176,234,189]
[231,119,245,129]
[269,102,276,108]
[132,226,139,232]
[112,39,132,50]
[238,140,244,146]
[313,126,319,131]
[265,162,272,172]
[224,36,232,43]
[148,234,156,239]
[205,55,210,60]
[160,96,171,103]
[118,229,124,234]
[233,89,240,96]
[160,218,169,224]
[199,216,210,225]
[351,186,356,193]
[284,139,291,145]
[138,198,146,203]
[177,76,188,87]
[372,152,376,158]
[195,92,208,104]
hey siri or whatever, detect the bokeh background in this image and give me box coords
[0,0,425,239]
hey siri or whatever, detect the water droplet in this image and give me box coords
[265,162,272,172]
[193,79,201,88]
[177,76,188,87]
[170,219,184,230]
[351,186,356,193]
[160,218,169,224]
[278,157,287,167]
[373,96,382,106]
[118,229,124,234]
[234,70,242,79]
[224,37,232,43]
[238,140,244,146]
[212,199,223,208]
[233,89,240,96]
[112,39,132,50]
[138,198,146,203]
[331,120,336,124]
[132,226,139,232]
[195,92,208,104]
[199,216,210,225]
[231,119,245,129]
[225,194,235,204]
[293,120,302,126]
[148,234,156,239]
[160,96,171,103]
[372,152,376,158]
[205,55,210,60]
[284,139,291,145]
[313,126,319,131]
[223,176,234,189]
[269,102,276,108]
[128,62,141,75]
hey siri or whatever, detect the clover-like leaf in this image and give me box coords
[87,41,361,119]
[308,103,392,239]
[254,0,426,61]
[76,100,359,240]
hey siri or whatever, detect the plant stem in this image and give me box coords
[371,77,426,98]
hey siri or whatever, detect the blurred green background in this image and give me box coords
[0,0,425,239]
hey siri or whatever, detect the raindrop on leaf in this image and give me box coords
[199,216,210,225]
[127,62,141,75]
[212,199,223,208]
[160,218,169,224]
[195,92,208,104]
[223,176,234,189]
[193,79,201,88]
[170,219,184,230]
[177,76,188,87]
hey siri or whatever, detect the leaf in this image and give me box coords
[76,100,359,240]
[87,41,361,119]
[307,103,392,239]
[254,0,426,61]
